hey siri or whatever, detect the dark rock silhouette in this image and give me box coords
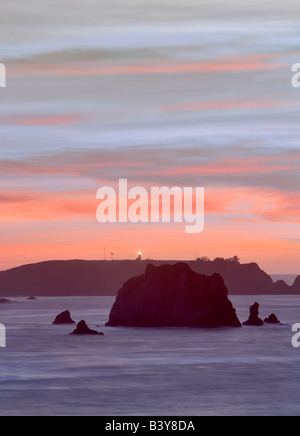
[0,298,11,304]
[0,258,298,297]
[52,310,75,325]
[264,313,281,324]
[243,302,264,326]
[192,260,275,295]
[106,263,241,328]
[292,276,300,292]
[27,295,37,300]
[71,320,104,335]
[273,280,291,293]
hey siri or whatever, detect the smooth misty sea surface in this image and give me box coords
[0,295,300,416]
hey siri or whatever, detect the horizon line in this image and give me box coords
[1,257,299,277]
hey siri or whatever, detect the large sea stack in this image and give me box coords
[106,263,241,328]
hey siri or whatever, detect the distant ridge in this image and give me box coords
[0,258,299,296]
[271,274,298,286]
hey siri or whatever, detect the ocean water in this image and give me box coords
[0,295,300,416]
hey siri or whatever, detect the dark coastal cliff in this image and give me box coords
[106,263,241,328]
[0,258,299,296]
[292,276,300,292]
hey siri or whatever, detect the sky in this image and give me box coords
[1,0,300,273]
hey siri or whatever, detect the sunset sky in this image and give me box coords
[1,0,300,273]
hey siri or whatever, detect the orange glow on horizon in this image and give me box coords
[1,225,299,275]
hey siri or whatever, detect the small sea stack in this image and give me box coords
[0,298,12,304]
[243,302,264,326]
[264,313,281,324]
[71,320,104,335]
[52,310,75,325]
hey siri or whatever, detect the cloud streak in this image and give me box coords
[8,53,285,77]
[2,145,299,191]
[5,114,85,126]
[162,100,300,113]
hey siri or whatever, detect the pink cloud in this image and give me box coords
[134,154,299,177]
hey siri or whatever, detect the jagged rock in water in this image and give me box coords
[243,302,264,326]
[0,298,11,304]
[52,310,75,325]
[71,320,104,335]
[106,263,241,328]
[264,313,281,324]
